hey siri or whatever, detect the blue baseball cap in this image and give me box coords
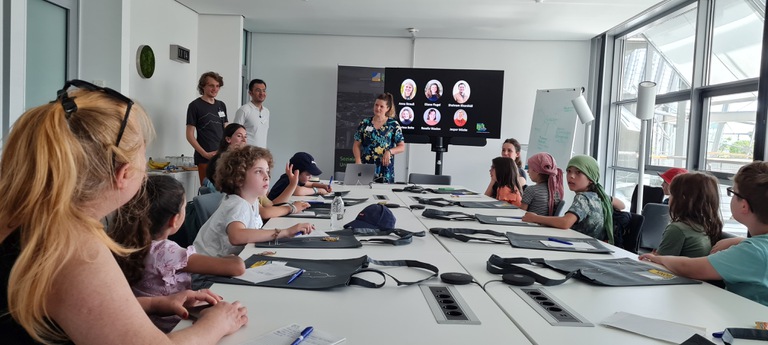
[344,204,396,229]
[289,152,322,176]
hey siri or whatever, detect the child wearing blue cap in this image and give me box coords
[267,152,332,200]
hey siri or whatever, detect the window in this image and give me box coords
[618,4,697,100]
[704,92,757,173]
[650,100,690,167]
[708,0,766,84]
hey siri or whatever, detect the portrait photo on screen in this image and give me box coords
[424,80,443,102]
[401,79,417,101]
[454,109,468,127]
[424,108,441,126]
[452,81,471,104]
[399,106,415,125]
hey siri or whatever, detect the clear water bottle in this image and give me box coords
[330,192,345,230]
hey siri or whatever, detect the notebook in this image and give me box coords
[246,323,346,345]
[343,164,375,185]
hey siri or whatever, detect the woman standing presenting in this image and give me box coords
[353,93,405,183]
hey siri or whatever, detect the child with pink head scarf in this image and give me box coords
[521,152,564,216]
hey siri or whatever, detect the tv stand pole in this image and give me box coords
[431,136,448,175]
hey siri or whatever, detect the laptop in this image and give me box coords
[343,164,376,185]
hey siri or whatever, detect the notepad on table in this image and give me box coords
[235,262,300,284]
[540,240,596,249]
[244,323,346,345]
[601,311,706,344]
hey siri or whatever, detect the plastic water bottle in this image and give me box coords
[330,191,345,230]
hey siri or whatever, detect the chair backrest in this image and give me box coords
[408,173,451,185]
[622,213,646,254]
[198,186,213,195]
[553,199,566,216]
[630,184,666,213]
[194,192,224,225]
[638,203,670,251]
[334,171,345,182]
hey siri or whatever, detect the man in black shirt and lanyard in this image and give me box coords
[186,71,229,184]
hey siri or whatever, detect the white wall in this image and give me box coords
[250,34,590,192]
[250,34,412,178]
[128,0,198,160]
[197,15,244,112]
[79,0,122,90]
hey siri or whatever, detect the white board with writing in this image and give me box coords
[526,88,580,168]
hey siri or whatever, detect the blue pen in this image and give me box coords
[548,237,573,245]
[291,326,314,345]
[287,269,305,284]
[329,176,334,185]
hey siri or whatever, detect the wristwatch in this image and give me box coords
[312,187,319,195]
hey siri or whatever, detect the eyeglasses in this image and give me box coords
[726,187,751,207]
[57,79,134,148]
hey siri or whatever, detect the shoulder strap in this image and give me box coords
[421,208,476,221]
[430,227,508,244]
[414,197,456,207]
[347,228,426,246]
[348,258,439,288]
[486,254,577,286]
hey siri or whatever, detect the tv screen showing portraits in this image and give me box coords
[385,67,504,139]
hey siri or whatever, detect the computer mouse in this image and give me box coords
[410,204,426,210]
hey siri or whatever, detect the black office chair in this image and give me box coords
[622,213,645,254]
[629,185,666,214]
[553,199,566,216]
[638,203,670,254]
[408,173,451,185]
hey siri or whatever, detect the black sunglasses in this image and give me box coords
[726,187,751,207]
[57,79,134,148]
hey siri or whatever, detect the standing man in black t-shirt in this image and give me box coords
[186,71,228,184]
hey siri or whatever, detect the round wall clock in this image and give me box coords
[137,45,155,79]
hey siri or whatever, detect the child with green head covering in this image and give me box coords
[522,155,615,244]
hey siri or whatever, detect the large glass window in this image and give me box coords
[708,0,766,84]
[704,92,757,173]
[650,100,690,167]
[618,4,697,100]
[616,104,641,169]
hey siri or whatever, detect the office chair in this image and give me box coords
[553,199,566,216]
[622,213,645,254]
[408,173,451,185]
[638,203,670,254]
[629,185,665,214]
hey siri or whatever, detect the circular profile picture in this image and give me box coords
[424,80,443,102]
[423,108,441,126]
[399,107,414,125]
[454,109,468,127]
[400,79,417,101]
[452,81,471,104]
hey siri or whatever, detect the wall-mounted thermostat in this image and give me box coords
[170,44,190,63]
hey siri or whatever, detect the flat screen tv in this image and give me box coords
[384,67,504,140]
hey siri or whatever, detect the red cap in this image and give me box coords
[658,168,688,184]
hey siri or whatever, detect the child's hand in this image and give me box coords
[286,223,315,236]
[293,201,310,213]
[286,163,300,187]
[521,212,537,223]
[321,183,333,193]
[638,253,658,264]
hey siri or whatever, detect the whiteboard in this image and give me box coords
[526,88,580,169]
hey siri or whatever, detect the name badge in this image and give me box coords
[365,126,374,132]
[218,110,226,118]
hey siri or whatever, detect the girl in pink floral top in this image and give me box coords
[112,175,246,332]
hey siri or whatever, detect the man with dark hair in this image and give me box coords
[186,71,228,184]
[234,79,269,148]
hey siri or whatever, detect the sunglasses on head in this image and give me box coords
[57,79,134,148]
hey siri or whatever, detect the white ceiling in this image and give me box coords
[176,0,666,41]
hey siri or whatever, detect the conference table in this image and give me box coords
[178,183,768,344]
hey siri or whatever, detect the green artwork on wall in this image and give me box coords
[137,45,155,79]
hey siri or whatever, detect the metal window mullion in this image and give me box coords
[753,2,768,160]
[687,0,714,171]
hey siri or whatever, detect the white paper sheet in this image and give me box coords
[241,323,346,345]
[540,240,596,250]
[601,311,706,343]
[293,230,331,238]
[235,263,300,285]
